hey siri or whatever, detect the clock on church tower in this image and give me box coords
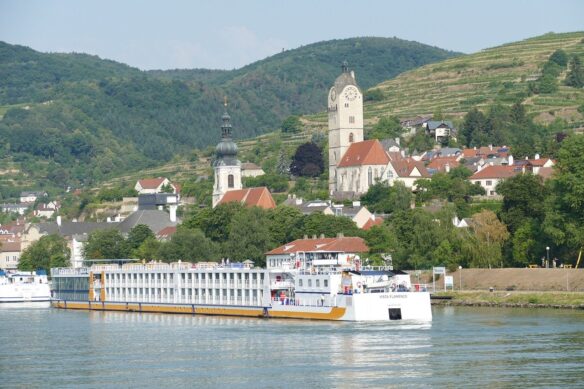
[327,61,364,193]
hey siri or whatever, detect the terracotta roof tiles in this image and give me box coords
[266,237,369,255]
[338,140,390,167]
[218,187,276,209]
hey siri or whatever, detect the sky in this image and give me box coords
[1,0,583,70]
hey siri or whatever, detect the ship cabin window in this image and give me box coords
[316,279,320,287]
[299,279,303,287]
[308,279,312,288]
[324,279,328,288]
[201,273,206,280]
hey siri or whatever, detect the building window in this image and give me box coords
[228,174,234,188]
[387,170,393,179]
[345,103,349,108]
[308,279,312,287]
[316,279,320,287]
[368,167,373,186]
[485,180,492,186]
[349,133,354,143]
[349,116,355,124]
[490,191,495,196]
[324,279,328,288]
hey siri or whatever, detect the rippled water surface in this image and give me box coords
[1,305,583,388]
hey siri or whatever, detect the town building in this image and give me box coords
[265,235,369,270]
[328,62,430,197]
[216,187,276,209]
[134,177,179,195]
[20,191,47,204]
[0,241,21,270]
[241,162,265,178]
[212,106,242,207]
[212,103,275,208]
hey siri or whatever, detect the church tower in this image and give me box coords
[212,102,242,207]
[328,61,364,193]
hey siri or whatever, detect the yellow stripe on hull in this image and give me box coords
[52,301,346,320]
[269,307,347,320]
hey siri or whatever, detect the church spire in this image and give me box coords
[221,96,232,139]
[342,60,349,73]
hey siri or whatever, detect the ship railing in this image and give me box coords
[51,268,90,276]
[271,297,334,308]
[271,281,294,289]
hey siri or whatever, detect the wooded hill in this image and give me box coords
[0,38,457,197]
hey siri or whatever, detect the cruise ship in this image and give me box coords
[51,239,432,321]
[0,270,51,303]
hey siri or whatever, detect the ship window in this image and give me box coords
[308,279,312,287]
[324,280,328,288]
[299,279,303,287]
[316,279,320,287]
[228,174,234,188]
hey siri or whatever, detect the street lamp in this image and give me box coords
[458,265,463,291]
[546,246,550,268]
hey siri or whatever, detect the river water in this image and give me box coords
[1,305,583,388]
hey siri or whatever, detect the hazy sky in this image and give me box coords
[1,0,582,70]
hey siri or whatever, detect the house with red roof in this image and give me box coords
[469,165,521,196]
[134,177,180,195]
[265,235,369,269]
[216,187,276,209]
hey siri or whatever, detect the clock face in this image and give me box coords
[330,88,336,101]
[344,86,358,101]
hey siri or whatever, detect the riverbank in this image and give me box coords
[431,291,584,309]
[416,268,584,291]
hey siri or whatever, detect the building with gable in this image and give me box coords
[134,177,179,195]
[327,63,430,197]
[212,104,275,208]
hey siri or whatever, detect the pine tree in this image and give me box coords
[276,150,290,176]
[565,56,584,88]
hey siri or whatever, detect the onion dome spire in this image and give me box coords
[215,97,239,165]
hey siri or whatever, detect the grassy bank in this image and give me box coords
[432,290,584,309]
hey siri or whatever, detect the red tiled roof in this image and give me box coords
[426,157,460,171]
[266,237,369,255]
[528,158,554,167]
[537,167,555,180]
[470,165,519,180]
[218,187,276,209]
[362,217,384,230]
[338,140,390,167]
[0,241,21,252]
[156,226,177,238]
[390,158,431,178]
[138,177,166,189]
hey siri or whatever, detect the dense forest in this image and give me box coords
[0,38,458,193]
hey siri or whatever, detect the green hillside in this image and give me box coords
[364,32,584,125]
[0,38,457,197]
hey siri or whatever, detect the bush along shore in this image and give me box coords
[431,291,584,310]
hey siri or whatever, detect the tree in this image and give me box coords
[83,229,128,259]
[224,207,274,266]
[289,142,324,177]
[182,202,244,242]
[367,116,402,140]
[565,55,584,88]
[275,150,291,176]
[549,49,568,67]
[497,174,546,233]
[468,210,509,268]
[300,213,362,239]
[268,206,304,245]
[157,228,218,263]
[543,135,584,262]
[127,224,155,252]
[18,234,70,273]
[361,181,412,214]
[280,115,302,133]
